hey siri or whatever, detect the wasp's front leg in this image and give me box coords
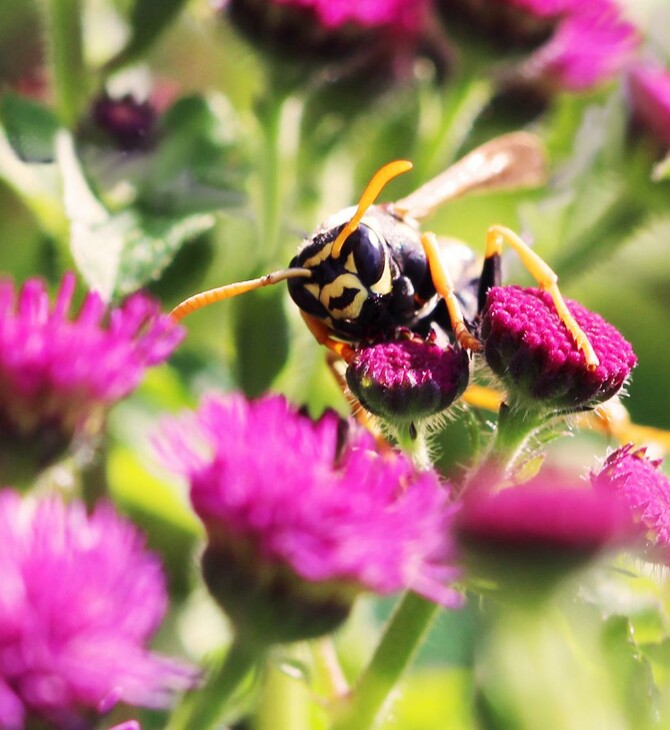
[420,232,483,353]
[484,225,599,369]
[300,311,357,364]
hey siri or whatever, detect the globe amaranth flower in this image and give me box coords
[480,286,637,413]
[0,273,183,479]
[346,336,470,425]
[626,62,670,148]
[457,471,635,593]
[0,490,193,730]
[592,444,670,558]
[159,392,461,644]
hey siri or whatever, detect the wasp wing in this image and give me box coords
[389,132,547,222]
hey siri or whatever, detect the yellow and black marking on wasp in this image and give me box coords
[170,131,599,384]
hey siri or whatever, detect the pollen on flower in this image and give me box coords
[346,338,470,423]
[480,286,637,412]
[158,392,462,642]
[0,491,193,729]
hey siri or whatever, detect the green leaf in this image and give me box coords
[56,129,217,298]
[233,284,290,398]
[106,0,190,71]
[0,93,60,162]
[139,94,248,215]
[114,210,216,297]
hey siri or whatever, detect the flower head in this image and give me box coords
[626,62,670,148]
[521,3,639,91]
[437,0,637,91]
[0,273,183,478]
[346,337,470,424]
[458,471,635,594]
[480,286,636,413]
[92,92,158,151]
[224,0,433,83]
[160,393,460,642]
[0,490,192,730]
[592,444,670,555]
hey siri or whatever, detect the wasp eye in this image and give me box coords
[348,225,386,287]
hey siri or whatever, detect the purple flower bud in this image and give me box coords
[92,93,158,151]
[0,491,193,729]
[158,393,462,643]
[480,286,636,412]
[346,338,470,424]
[592,444,670,558]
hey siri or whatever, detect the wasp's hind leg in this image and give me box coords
[420,232,483,353]
[484,225,599,369]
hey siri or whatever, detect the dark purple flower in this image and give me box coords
[159,393,461,642]
[480,286,636,412]
[92,93,158,151]
[346,337,470,423]
[0,273,183,476]
[0,490,192,729]
[626,62,670,148]
[592,444,670,554]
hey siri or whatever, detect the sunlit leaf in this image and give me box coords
[0,93,59,163]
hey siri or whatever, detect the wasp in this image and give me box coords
[170,132,599,383]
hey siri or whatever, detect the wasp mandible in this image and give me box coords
[170,132,599,380]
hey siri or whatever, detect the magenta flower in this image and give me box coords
[0,490,192,730]
[626,62,670,147]
[159,393,461,642]
[459,477,633,551]
[480,286,637,412]
[346,337,470,424]
[0,273,182,476]
[592,444,670,554]
[521,2,639,91]
[271,0,426,33]
[438,0,637,91]
[457,471,635,592]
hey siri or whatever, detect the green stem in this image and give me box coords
[394,421,432,471]
[476,403,545,483]
[256,82,289,262]
[166,639,262,730]
[44,0,87,128]
[255,656,311,730]
[331,592,439,730]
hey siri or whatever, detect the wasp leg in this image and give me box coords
[300,311,356,364]
[420,232,483,352]
[484,225,599,369]
[463,384,503,411]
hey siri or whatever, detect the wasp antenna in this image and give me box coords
[331,159,413,259]
[170,268,312,322]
